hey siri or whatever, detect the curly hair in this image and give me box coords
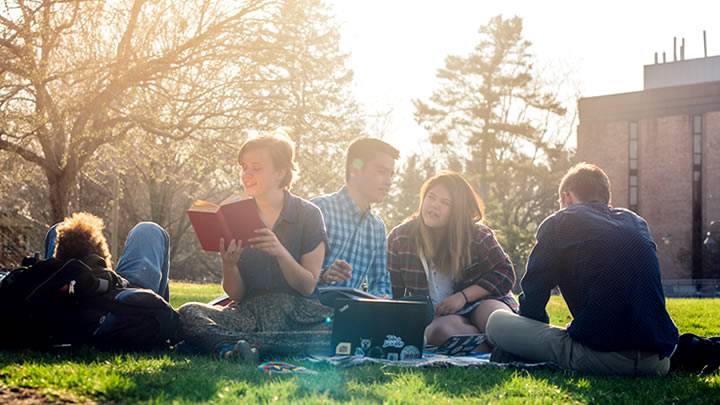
[54,212,113,270]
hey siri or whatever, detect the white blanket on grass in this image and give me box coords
[304,352,553,370]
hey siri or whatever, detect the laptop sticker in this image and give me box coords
[383,335,405,349]
[368,346,384,358]
[400,345,421,360]
[336,342,351,355]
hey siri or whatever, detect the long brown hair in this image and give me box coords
[412,171,484,280]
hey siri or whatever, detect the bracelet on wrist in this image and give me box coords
[460,290,469,304]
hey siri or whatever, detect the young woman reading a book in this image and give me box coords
[178,133,333,361]
[387,172,518,352]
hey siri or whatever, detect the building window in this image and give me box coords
[628,122,639,212]
[692,114,703,278]
[693,115,703,166]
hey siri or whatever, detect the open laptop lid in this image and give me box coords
[331,298,427,360]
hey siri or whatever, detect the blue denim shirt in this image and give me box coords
[520,202,679,357]
[238,191,327,297]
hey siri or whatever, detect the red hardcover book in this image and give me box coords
[187,196,265,252]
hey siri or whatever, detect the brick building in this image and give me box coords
[578,54,720,287]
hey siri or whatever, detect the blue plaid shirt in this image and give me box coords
[311,187,391,296]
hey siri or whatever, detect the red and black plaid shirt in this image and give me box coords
[387,219,515,299]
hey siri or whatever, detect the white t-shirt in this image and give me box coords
[420,254,454,307]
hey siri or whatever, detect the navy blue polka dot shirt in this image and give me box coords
[519,202,679,357]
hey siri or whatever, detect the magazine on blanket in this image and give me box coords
[187,195,265,252]
[426,334,486,356]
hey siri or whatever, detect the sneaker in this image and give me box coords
[218,339,260,363]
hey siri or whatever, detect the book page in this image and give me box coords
[219,194,248,206]
[188,200,219,212]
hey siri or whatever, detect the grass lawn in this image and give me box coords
[1,281,718,404]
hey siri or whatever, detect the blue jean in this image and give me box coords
[44,222,171,301]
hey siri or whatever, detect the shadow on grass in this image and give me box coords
[0,349,390,403]
[3,349,717,403]
[419,364,720,404]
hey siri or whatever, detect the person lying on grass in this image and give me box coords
[485,163,679,375]
[45,212,172,301]
[178,132,333,362]
[387,171,517,352]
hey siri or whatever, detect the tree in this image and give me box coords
[63,0,369,281]
[239,0,366,197]
[414,15,575,276]
[414,15,566,199]
[0,0,278,222]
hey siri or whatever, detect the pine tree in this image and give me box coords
[414,15,566,199]
[414,15,574,275]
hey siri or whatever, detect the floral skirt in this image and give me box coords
[178,292,333,357]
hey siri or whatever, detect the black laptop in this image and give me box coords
[331,298,429,360]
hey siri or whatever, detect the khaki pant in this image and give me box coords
[485,310,670,376]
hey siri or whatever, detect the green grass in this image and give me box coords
[169,281,224,309]
[1,282,718,404]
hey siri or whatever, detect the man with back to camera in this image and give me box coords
[311,138,399,297]
[485,162,679,375]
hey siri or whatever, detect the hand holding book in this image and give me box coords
[219,238,243,266]
[247,228,289,258]
[187,196,265,252]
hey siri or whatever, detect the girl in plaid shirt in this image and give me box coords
[387,172,517,351]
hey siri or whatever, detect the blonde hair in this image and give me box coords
[413,171,484,280]
[54,212,113,270]
[238,130,298,189]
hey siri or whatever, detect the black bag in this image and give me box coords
[670,333,720,374]
[0,255,180,351]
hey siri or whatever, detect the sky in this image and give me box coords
[327,0,720,158]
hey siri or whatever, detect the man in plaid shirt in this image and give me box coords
[311,138,399,297]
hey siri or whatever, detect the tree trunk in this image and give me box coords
[46,168,77,223]
[477,138,489,201]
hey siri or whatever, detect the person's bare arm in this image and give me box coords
[249,228,324,296]
[219,238,246,302]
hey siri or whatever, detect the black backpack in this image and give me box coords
[670,333,720,374]
[0,255,180,351]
